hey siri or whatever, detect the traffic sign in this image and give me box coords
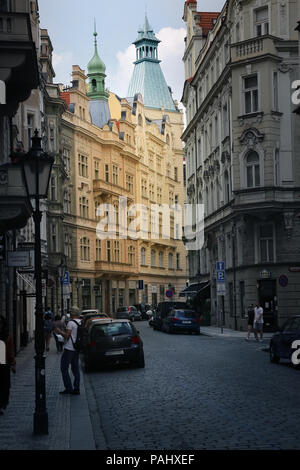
[166,289,174,298]
[216,261,226,296]
[278,274,288,287]
[60,271,70,285]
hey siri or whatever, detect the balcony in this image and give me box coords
[93,179,134,203]
[231,35,278,64]
[0,12,39,116]
[95,260,138,277]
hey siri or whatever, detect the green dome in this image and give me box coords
[87,31,106,75]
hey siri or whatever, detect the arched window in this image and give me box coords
[141,247,146,265]
[168,253,173,269]
[224,170,230,204]
[246,151,260,188]
[151,249,156,267]
[92,79,97,92]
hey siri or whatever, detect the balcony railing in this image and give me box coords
[231,35,278,63]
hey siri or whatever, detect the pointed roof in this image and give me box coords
[87,22,106,76]
[128,15,177,112]
[134,14,160,44]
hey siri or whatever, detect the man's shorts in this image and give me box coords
[254,322,263,331]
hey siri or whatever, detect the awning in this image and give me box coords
[179,281,210,297]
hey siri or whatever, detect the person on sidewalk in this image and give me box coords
[55,306,81,395]
[44,307,54,351]
[254,303,264,342]
[245,304,255,340]
[52,315,66,353]
[0,316,16,415]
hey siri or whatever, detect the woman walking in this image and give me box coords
[0,316,16,415]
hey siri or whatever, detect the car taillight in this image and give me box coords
[89,340,96,348]
[131,335,141,344]
[194,317,200,323]
[172,317,180,322]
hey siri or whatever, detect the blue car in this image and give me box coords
[269,315,300,367]
[161,309,200,335]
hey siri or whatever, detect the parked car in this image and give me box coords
[83,313,110,329]
[134,304,152,320]
[82,318,145,371]
[115,306,142,322]
[81,309,100,317]
[161,309,200,335]
[151,301,189,330]
[269,315,300,367]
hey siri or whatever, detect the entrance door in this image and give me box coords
[258,279,277,331]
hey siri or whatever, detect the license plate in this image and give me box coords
[105,350,124,356]
[182,321,191,324]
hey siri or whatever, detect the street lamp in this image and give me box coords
[58,261,66,318]
[22,130,54,435]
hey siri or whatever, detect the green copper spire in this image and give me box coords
[87,21,108,100]
[87,21,111,128]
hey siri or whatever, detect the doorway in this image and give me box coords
[258,279,277,331]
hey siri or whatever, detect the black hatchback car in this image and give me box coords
[269,315,300,366]
[82,318,145,371]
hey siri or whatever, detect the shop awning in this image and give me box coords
[179,281,210,297]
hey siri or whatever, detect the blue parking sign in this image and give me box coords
[216,261,225,283]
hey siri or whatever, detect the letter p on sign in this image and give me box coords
[0,340,6,364]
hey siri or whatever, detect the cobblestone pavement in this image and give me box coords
[83,322,300,450]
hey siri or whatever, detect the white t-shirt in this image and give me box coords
[64,319,81,352]
[254,306,264,324]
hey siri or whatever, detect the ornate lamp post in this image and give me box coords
[22,130,54,435]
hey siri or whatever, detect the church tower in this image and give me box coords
[127,14,177,112]
[87,23,111,128]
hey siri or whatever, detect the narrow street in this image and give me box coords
[84,321,300,450]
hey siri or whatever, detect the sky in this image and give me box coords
[38,0,225,105]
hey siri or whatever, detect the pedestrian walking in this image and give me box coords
[55,306,81,395]
[254,303,264,342]
[52,315,66,353]
[245,304,255,340]
[44,306,54,351]
[0,316,16,415]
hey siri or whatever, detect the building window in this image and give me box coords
[126,174,133,194]
[243,75,258,114]
[224,170,230,204]
[51,224,57,252]
[138,114,143,126]
[107,240,111,262]
[112,165,118,185]
[63,189,71,213]
[78,154,89,177]
[96,239,101,261]
[63,148,71,176]
[27,113,34,149]
[80,237,90,261]
[114,241,120,262]
[50,175,56,201]
[254,7,269,37]
[141,247,146,265]
[141,178,148,198]
[259,224,274,262]
[79,196,89,218]
[149,183,155,202]
[176,253,180,269]
[151,250,156,267]
[246,151,260,188]
[174,167,178,182]
[105,164,109,182]
[168,253,173,270]
[128,245,135,265]
[64,233,72,259]
[94,159,100,179]
[273,71,278,111]
[159,251,163,268]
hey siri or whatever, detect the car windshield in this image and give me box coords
[92,322,132,339]
[173,310,196,318]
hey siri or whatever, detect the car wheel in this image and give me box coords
[270,342,280,364]
[135,351,145,368]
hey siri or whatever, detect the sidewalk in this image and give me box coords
[200,325,273,340]
[0,339,96,450]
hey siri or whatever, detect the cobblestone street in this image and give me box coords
[84,322,300,450]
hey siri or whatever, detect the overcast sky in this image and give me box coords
[38,0,225,104]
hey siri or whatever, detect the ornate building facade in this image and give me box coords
[182,0,300,330]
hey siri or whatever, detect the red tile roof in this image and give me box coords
[195,12,220,36]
